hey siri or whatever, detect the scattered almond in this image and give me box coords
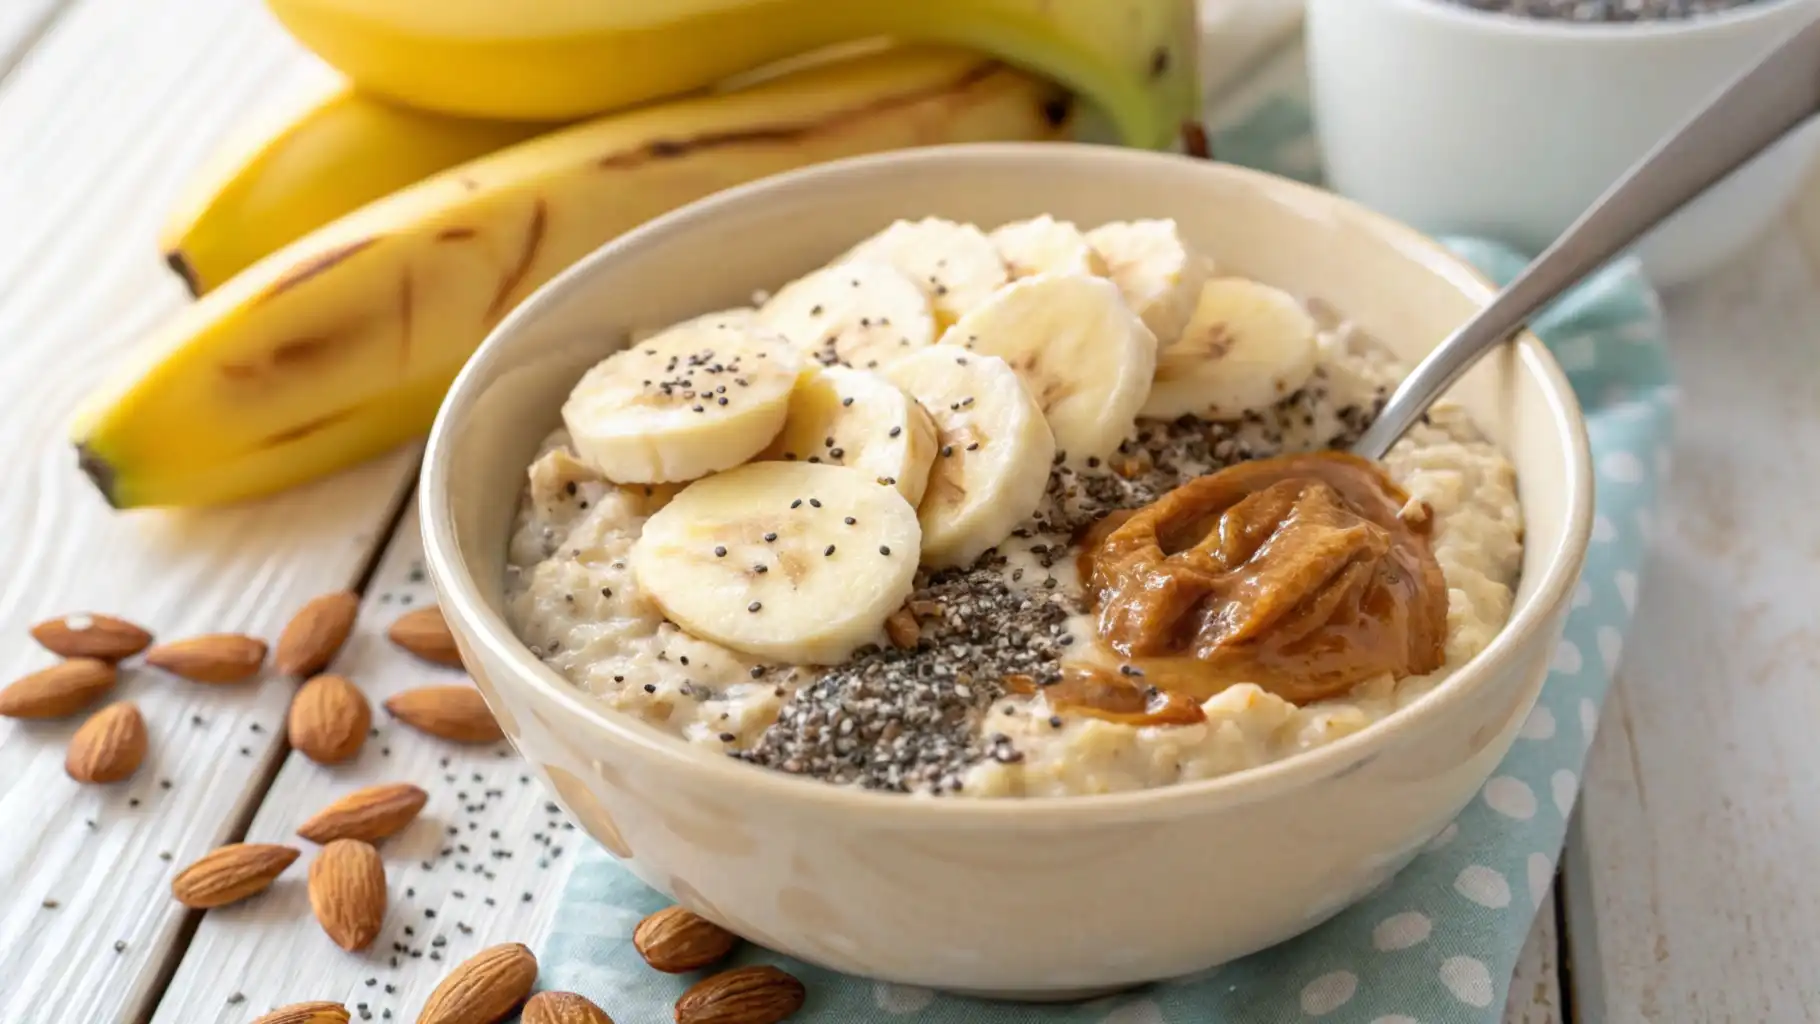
[146,633,268,683]
[0,658,117,719]
[417,942,538,1024]
[288,674,372,765]
[633,905,739,973]
[29,612,153,662]
[883,607,920,650]
[252,1003,350,1024]
[522,991,613,1024]
[171,843,300,908]
[674,966,805,1024]
[65,700,147,783]
[275,591,360,676]
[297,782,427,845]
[308,839,386,952]
[387,606,464,668]
[384,685,504,744]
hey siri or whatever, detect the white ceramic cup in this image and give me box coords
[1306,0,1820,287]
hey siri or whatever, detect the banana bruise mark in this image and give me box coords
[436,226,477,242]
[259,406,359,448]
[260,237,377,302]
[487,200,547,321]
[398,269,415,368]
[593,62,1014,171]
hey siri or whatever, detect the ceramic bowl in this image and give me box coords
[419,143,1593,998]
[1307,0,1820,288]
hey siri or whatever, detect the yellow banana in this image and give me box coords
[159,82,549,296]
[262,0,1199,149]
[73,47,1073,510]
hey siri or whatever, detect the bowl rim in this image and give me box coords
[1370,0,1820,41]
[421,142,1594,825]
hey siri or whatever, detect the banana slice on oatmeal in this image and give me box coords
[939,271,1157,462]
[761,364,940,505]
[884,347,1056,569]
[629,462,922,665]
[561,318,805,484]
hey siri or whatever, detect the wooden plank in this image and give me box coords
[154,504,572,1023]
[1504,892,1565,1024]
[0,1,423,1020]
[1564,225,1820,1023]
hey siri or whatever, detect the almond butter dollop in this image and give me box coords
[1055,452,1448,725]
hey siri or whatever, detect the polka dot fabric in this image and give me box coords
[533,39,1671,1024]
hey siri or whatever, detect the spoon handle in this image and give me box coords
[1350,10,1820,461]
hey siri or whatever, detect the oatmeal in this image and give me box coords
[505,215,1523,798]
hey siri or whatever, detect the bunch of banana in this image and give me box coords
[77,0,1202,509]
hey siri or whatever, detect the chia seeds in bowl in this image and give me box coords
[1438,0,1777,21]
[502,216,1526,799]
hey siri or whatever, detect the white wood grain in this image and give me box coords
[0,1,422,1021]
[154,505,571,1024]
[0,0,68,81]
[1565,223,1820,1023]
[1505,893,1565,1024]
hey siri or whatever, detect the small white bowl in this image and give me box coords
[421,143,1592,998]
[1307,0,1820,287]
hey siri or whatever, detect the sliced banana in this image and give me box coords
[630,307,757,344]
[561,319,804,484]
[884,348,1055,570]
[629,462,922,665]
[1085,219,1214,344]
[761,364,939,505]
[1143,277,1321,420]
[843,217,1008,328]
[939,272,1156,462]
[990,215,1106,279]
[758,260,936,370]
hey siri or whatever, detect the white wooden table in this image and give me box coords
[2,2,1815,1021]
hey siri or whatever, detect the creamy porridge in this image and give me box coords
[505,216,1522,798]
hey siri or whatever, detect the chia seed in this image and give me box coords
[1439,0,1770,20]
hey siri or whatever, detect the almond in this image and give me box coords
[65,701,147,783]
[633,905,739,973]
[522,991,613,1024]
[417,942,538,1024]
[674,966,805,1024]
[288,674,372,765]
[387,606,463,667]
[146,633,268,683]
[297,782,427,845]
[308,839,386,952]
[171,842,300,908]
[276,591,360,676]
[252,1003,350,1024]
[29,612,153,662]
[384,685,504,744]
[0,658,117,719]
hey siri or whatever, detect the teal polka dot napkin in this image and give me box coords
[532,38,1674,1024]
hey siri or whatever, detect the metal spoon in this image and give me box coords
[1351,10,1820,461]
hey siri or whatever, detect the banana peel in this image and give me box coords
[160,83,550,296]
[74,47,1074,509]
[263,0,1201,149]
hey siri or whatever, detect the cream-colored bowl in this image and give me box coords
[420,143,1593,998]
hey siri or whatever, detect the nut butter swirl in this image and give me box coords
[1054,452,1448,725]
